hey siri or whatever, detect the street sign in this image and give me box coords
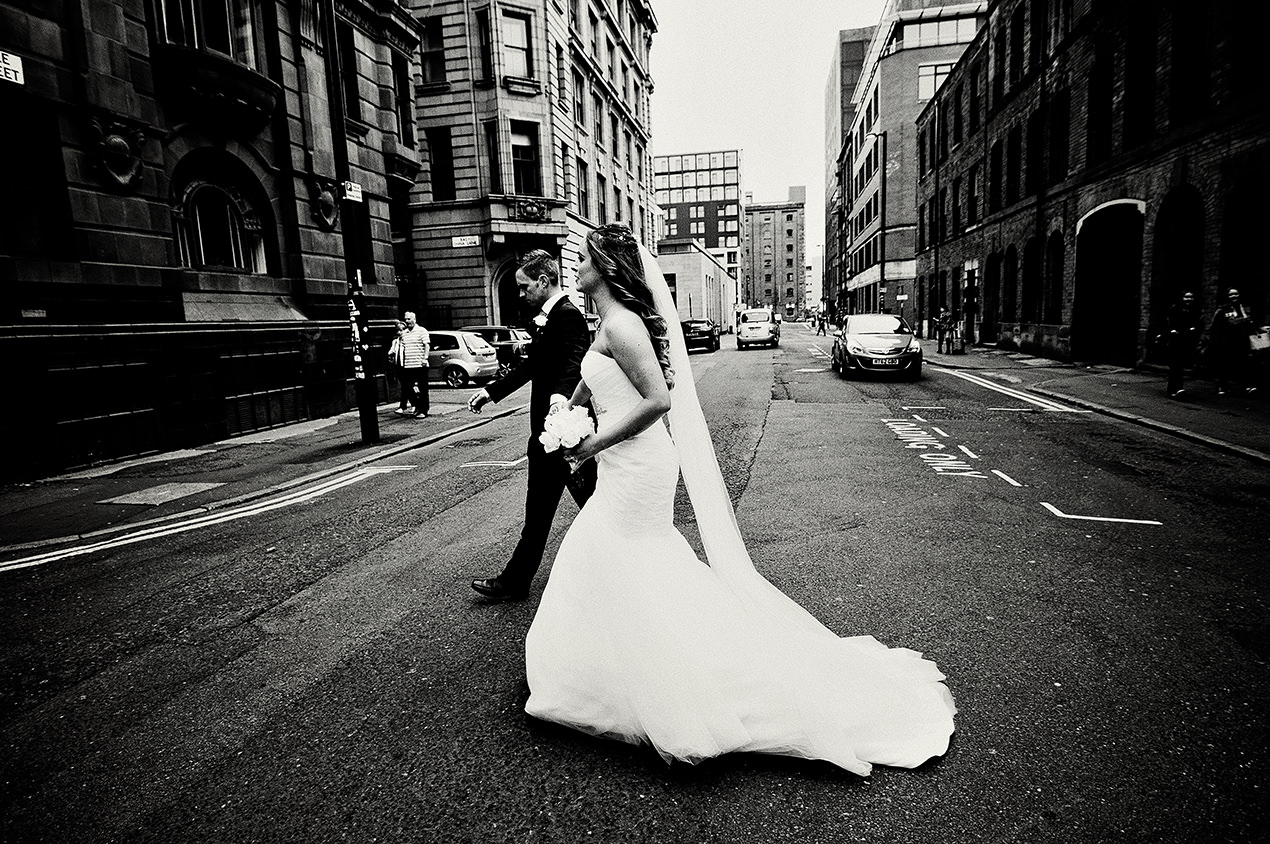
[342,180,362,202]
[1,51,25,85]
[451,235,480,247]
[896,294,909,301]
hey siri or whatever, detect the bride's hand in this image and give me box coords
[562,434,601,470]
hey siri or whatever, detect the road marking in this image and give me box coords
[932,427,950,437]
[794,367,828,373]
[992,469,1022,486]
[461,456,528,468]
[942,369,1087,412]
[1040,501,1162,525]
[902,406,945,410]
[0,466,415,574]
[959,445,979,459]
[98,482,226,506]
[912,414,928,422]
[808,345,830,357]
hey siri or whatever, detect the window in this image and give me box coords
[918,63,953,100]
[589,12,599,55]
[476,10,493,82]
[503,12,532,78]
[176,182,265,272]
[573,73,586,123]
[393,51,415,146]
[419,16,445,84]
[597,173,607,221]
[337,21,361,121]
[510,121,541,195]
[611,114,619,156]
[593,95,603,141]
[426,126,456,200]
[614,186,622,220]
[577,157,590,217]
[483,120,502,193]
[159,0,262,69]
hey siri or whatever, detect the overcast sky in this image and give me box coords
[648,0,887,276]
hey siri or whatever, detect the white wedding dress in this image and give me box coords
[524,350,956,776]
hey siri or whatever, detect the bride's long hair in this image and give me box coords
[587,224,675,389]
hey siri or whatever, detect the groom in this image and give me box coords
[467,249,597,601]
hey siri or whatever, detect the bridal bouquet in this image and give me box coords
[540,406,595,453]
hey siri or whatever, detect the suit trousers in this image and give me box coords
[503,438,597,590]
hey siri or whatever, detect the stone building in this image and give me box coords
[1,0,421,478]
[655,237,736,328]
[742,188,807,318]
[915,0,1270,364]
[405,0,658,330]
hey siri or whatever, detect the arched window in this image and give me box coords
[175,181,265,273]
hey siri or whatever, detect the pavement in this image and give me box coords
[2,341,1267,559]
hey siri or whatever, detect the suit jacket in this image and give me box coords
[484,296,591,437]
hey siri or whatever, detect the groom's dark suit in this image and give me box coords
[483,296,597,593]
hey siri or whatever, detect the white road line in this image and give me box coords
[794,368,828,373]
[901,406,945,410]
[932,427,950,437]
[992,469,1022,486]
[959,445,980,459]
[0,466,415,574]
[911,414,927,422]
[461,456,529,468]
[1040,501,1162,525]
[942,369,1087,412]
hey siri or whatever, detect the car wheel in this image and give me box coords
[444,366,467,388]
[737,341,744,350]
[910,363,923,381]
[830,355,839,372]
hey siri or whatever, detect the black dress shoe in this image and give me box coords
[471,577,528,601]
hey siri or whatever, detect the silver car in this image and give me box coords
[428,330,499,388]
[736,308,780,349]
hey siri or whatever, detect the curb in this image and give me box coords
[0,402,528,556]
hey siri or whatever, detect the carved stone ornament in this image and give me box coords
[310,178,341,230]
[89,116,145,190]
[516,200,547,221]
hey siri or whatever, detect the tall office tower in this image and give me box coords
[742,187,807,318]
[406,0,659,328]
[652,150,744,281]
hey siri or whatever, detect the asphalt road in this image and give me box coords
[1,323,1266,843]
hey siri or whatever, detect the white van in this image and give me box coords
[736,308,780,349]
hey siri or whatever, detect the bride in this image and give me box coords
[523,224,956,776]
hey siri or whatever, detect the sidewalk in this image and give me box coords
[0,390,530,556]
[921,338,1270,465]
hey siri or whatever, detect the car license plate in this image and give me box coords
[872,358,898,366]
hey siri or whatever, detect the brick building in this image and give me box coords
[1,0,421,478]
[406,0,658,330]
[825,0,986,331]
[915,0,1270,364]
[742,188,807,319]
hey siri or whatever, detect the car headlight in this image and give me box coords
[847,341,865,355]
[907,338,922,353]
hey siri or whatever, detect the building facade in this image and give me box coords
[826,0,986,331]
[741,188,807,319]
[656,238,736,327]
[406,0,657,330]
[652,149,744,281]
[1,0,421,478]
[915,0,1270,364]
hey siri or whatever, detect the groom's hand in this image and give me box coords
[548,394,569,415]
[468,388,490,413]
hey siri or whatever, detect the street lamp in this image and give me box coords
[865,130,887,317]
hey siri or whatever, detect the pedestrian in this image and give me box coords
[1162,291,1202,398]
[399,311,430,417]
[936,307,951,353]
[1207,287,1257,395]
[388,320,411,415]
[816,314,827,335]
[520,223,955,776]
[467,249,597,601]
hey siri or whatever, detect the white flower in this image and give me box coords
[532,313,548,328]
[540,406,595,453]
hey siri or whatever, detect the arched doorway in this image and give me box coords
[1149,187,1205,353]
[1072,200,1145,364]
[495,259,524,327]
[984,252,1002,339]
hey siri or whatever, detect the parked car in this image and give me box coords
[681,318,721,352]
[460,324,532,378]
[831,313,923,380]
[427,330,499,387]
[736,308,780,349]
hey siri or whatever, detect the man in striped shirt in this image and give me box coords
[399,311,431,418]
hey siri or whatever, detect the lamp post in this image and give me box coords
[865,130,887,317]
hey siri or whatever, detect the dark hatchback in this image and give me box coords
[681,318,721,352]
[831,313,923,380]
